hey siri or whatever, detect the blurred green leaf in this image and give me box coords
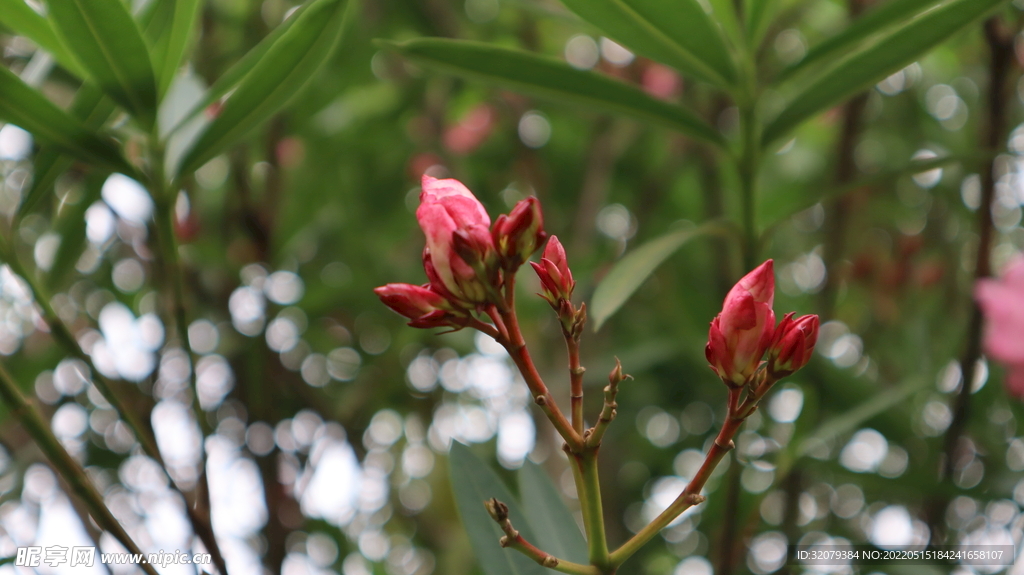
[762,0,1008,147]
[518,461,588,564]
[744,0,777,51]
[383,39,726,149]
[448,443,548,575]
[0,66,129,174]
[46,174,104,290]
[163,2,308,138]
[556,0,736,88]
[591,220,730,330]
[796,376,928,458]
[153,0,202,98]
[0,0,83,76]
[46,0,159,128]
[18,83,115,219]
[778,0,940,82]
[175,0,350,177]
[757,154,969,230]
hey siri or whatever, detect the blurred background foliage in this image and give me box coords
[1,0,1024,574]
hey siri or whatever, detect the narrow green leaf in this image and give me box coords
[175,0,350,176]
[518,462,589,564]
[154,0,202,98]
[744,0,778,50]
[448,443,548,575]
[556,0,736,87]
[164,2,310,138]
[0,0,83,76]
[46,0,159,127]
[763,0,1008,147]
[0,66,129,174]
[779,0,941,82]
[591,220,731,330]
[47,173,104,290]
[18,83,116,219]
[797,376,927,458]
[757,154,971,230]
[384,39,725,149]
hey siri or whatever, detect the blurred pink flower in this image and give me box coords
[642,63,682,100]
[444,104,496,155]
[975,256,1024,397]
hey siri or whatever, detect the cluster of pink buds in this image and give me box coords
[705,260,820,388]
[975,256,1024,398]
[375,175,547,330]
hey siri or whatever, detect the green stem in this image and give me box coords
[0,245,162,460]
[579,452,610,569]
[738,106,761,270]
[0,362,160,575]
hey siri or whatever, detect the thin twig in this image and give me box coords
[0,362,160,575]
[485,498,601,575]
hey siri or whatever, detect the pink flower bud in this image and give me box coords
[530,236,575,304]
[417,175,496,304]
[374,283,453,328]
[705,260,776,386]
[766,312,819,378]
[975,256,1024,398]
[493,197,546,270]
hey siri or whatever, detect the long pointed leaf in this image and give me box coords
[163,0,313,138]
[518,462,588,564]
[757,154,975,230]
[448,443,547,575]
[0,0,83,76]
[591,220,731,330]
[154,0,203,98]
[556,0,736,87]
[175,0,350,176]
[0,66,129,174]
[384,39,726,149]
[18,83,116,219]
[45,0,159,128]
[763,0,1009,147]
[779,0,941,82]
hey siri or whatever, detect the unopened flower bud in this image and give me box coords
[766,312,819,378]
[705,260,776,386]
[493,197,546,270]
[417,175,497,305]
[374,283,466,329]
[531,236,574,304]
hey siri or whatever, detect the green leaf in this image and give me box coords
[762,0,1009,147]
[18,83,116,219]
[384,39,726,149]
[46,173,104,290]
[0,66,130,174]
[518,461,588,564]
[757,154,972,230]
[778,0,941,82]
[163,2,310,138]
[175,0,350,177]
[448,443,548,575]
[796,376,928,458]
[45,0,159,127]
[590,220,730,330]
[0,0,83,76]
[555,0,736,87]
[154,0,202,98]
